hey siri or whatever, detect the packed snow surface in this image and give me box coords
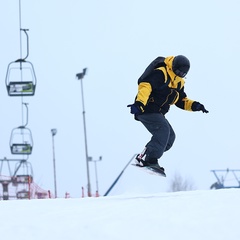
[0,189,239,240]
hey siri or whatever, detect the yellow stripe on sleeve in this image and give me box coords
[182,97,194,111]
[136,82,152,106]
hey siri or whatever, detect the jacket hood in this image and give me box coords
[164,56,174,72]
[164,56,185,89]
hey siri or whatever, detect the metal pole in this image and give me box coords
[76,69,91,197]
[89,156,102,196]
[104,154,137,196]
[94,161,99,194]
[51,129,57,198]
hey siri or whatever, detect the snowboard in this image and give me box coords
[131,163,166,177]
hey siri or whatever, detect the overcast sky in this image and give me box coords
[1,0,240,197]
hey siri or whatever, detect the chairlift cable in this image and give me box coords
[18,0,25,131]
[19,0,22,61]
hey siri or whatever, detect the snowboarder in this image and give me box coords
[127,55,208,175]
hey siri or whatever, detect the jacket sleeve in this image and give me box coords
[175,87,195,111]
[135,82,152,106]
[135,70,165,107]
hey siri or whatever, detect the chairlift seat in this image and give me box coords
[11,143,32,155]
[12,175,33,185]
[16,190,30,199]
[7,81,35,96]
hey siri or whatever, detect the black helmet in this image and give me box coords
[172,55,190,78]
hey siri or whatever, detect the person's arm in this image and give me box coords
[175,87,208,113]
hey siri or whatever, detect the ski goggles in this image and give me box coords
[173,68,187,78]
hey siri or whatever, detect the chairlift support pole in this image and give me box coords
[0,157,13,177]
[210,169,240,189]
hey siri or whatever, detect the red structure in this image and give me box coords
[0,174,50,200]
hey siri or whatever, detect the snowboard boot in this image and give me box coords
[135,149,165,172]
[144,158,165,172]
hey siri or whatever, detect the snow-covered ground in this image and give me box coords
[0,189,239,240]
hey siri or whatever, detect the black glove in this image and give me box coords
[193,102,209,113]
[127,101,144,114]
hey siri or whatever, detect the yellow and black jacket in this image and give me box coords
[135,56,197,115]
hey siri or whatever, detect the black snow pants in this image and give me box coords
[137,113,176,161]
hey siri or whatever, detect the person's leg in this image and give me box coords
[164,119,176,152]
[137,113,174,161]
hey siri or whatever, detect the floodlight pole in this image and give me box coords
[76,68,91,197]
[88,156,102,196]
[51,128,57,198]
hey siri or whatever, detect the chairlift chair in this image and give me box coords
[12,174,33,186]
[12,160,33,186]
[5,59,36,96]
[10,126,33,155]
[16,189,30,199]
[5,29,37,97]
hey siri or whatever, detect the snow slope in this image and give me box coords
[0,189,239,240]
